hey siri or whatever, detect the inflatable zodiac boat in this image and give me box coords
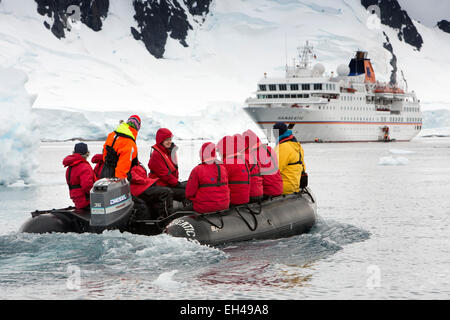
[20,178,317,245]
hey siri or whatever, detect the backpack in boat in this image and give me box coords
[300,170,308,189]
[287,143,308,189]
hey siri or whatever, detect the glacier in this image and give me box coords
[33,102,263,142]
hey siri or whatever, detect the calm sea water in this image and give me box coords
[0,137,449,299]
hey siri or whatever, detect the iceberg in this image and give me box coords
[0,67,40,186]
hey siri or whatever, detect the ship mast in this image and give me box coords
[298,40,315,69]
[285,40,317,78]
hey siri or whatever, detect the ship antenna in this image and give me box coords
[285,34,288,73]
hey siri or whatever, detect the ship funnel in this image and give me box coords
[348,50,376,83]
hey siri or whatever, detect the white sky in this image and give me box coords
[397,0,450,27]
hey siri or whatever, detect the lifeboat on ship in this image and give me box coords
[345,87,357,93]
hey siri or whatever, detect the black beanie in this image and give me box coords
[273,122,288,135]
[74,142,88,155]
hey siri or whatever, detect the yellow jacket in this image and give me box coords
[275,138,305,195]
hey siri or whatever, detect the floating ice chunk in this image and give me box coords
[419,127,450,138]
[152,270,184,290]
[378,156,409,166]
[389,149,415,155]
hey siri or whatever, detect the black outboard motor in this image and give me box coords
[20,178,134,234]
[89,178,134,232]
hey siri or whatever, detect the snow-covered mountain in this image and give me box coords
[1,0,450,185]
[0,0,449,116]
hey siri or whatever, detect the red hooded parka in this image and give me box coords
[129,163,159,197]
[216,135,250,205]
[185,142,230,214]
[63,153,96,210]
[242,130,264,198]
[148,128,180,187]
[243,129,283,197]
[91,153,104,180]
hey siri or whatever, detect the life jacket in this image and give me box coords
[148,143,180,187]
[259,145,283,196]
[101,123,138,179]
[186,163,230,214]
[246,151,263,198]
[199,163,227,188]
[186,142,230,213]
[63,154,95,210]
[129,163,158,197]
[152,144,178,175]
[223,153,250,205]
[276,131,306,195]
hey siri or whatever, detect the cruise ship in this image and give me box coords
[244,41,423,142]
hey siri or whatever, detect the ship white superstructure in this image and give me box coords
[244,42,422,142]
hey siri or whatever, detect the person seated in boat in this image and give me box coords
[243,129,283,199]
[185,142,230,214]
[273,122,306,195]
[91,153,104,180]
[216,135,250,206]
[101,115,140,179]
[129,161,173,219]
[148,128,187,207]
[62,142,96,211]
[242,130,263,203]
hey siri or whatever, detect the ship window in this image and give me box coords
[268,95,273,99]
[279,84,287,91]
[259,85,267,91]
[314,83,322,90]
[290,84,299,91]
[269,84,276,91]
[304,94,309,98]
[302,84,310,90]
[273,94,279,98]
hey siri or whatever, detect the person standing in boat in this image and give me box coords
[185,142,230,213]
[63,142,96,211]
[243,129,283,198]
[100,115,141,180]
[216,135,250,206]
[273,122,306,195]
[148,128,187,210]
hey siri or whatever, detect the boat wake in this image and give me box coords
[0,216,370,299]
